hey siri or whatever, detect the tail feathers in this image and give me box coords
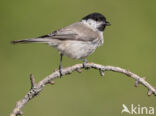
[11,38,51,44]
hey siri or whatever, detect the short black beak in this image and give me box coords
[105,21,111,26]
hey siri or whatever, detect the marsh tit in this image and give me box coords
[12,12,111,76]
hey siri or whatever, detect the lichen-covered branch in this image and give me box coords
[10,63,156,116]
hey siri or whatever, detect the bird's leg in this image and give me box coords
[81,59,88,69]
[59,53,63,77]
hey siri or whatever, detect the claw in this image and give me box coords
[81,59,88,69]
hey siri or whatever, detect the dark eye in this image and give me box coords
[95,18,99,21]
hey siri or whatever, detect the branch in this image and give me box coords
[10,63,156,116]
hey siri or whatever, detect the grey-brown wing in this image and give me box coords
[39,22,99,41]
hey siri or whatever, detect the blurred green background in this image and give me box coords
[0,0,156,116]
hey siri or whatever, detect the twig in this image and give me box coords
[10,63,156,116]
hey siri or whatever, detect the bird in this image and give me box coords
[12,12,111,77]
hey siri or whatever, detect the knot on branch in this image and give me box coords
[27,87,40,99]
[148,87,156,96]
[135,77,146,87]
[76,68,82,73]
[16,110,23,116]
[99,69,105,76]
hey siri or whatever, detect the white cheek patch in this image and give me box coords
[82,19,103,31]
[87,19,97,29]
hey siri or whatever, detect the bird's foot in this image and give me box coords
[82,59,89,70]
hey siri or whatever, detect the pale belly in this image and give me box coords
[57,40,99,59]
